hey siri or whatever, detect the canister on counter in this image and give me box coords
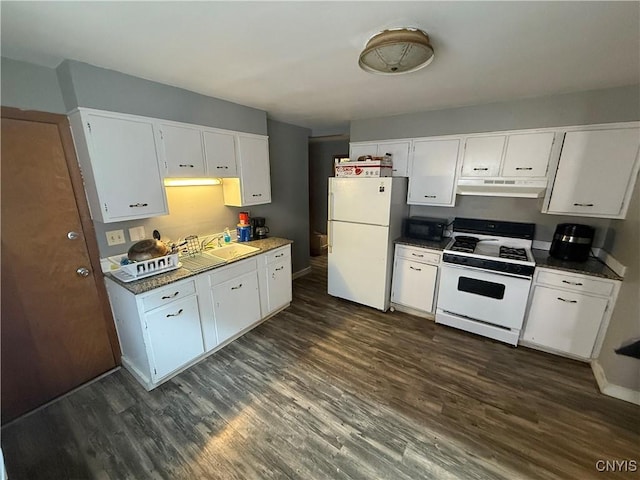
[237,224,251,242]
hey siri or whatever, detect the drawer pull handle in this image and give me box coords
[161,291,180,299]
[216,165,229,169]
[410,266,422,271]
[252,193,263,197]
[166,308,184,317]
[573,203,594,207]
[179,164,194,168]
[411,253,424,257]
[275,253,284,258]
[275,266,284,271]
[473,167,489,171]
[129,203,149,208]
[424,195,437,198]
[515,167,533,170]
[562,280,583,286]
[557,297,577,304]
[231,283,243,290]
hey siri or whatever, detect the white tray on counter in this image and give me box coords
[109,253,181,283]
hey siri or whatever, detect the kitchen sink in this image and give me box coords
[203,243,260,261]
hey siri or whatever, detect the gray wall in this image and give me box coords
[1,57,66,113]
[57,60,267,134]
[351,85,640,141]
[245,119,311,272]
[309,138,349,234]
[597,181,640,393]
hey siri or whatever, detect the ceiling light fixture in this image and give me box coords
[359,27,435,75]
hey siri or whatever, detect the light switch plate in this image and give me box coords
[129,226,146,241]
[106,230,126,246]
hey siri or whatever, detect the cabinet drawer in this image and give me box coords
[536,270,613,297]
[395,245,441,264]
[209,257,257,286]
[263,245,291,265]
[142,279,196,312]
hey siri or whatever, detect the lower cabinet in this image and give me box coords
[390,244,441,317]
[105,245,293,390]
[258,245,293,317]
[521,268,620,360]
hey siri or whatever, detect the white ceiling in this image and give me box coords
[2,1,639,136]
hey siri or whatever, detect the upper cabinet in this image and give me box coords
[349,140,411,176]
[203,131,238,177]
[156,123,206,177]
[222,134,272,206]
[69,109,169,223]
[460,132,555,178]
[544,126,640,219]
[408,138,461,207]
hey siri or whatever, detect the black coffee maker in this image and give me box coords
[251,217,269,239]
[549,223,594,262]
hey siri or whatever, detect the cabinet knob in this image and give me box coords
[76,267,90,277]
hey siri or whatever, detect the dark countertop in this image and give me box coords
[394,236,451,251]
[105,237,293,295]
[394,237,622,281]
[531,249,622,281]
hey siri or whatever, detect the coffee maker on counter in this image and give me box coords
[251,217,269,239]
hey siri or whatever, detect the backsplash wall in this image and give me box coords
[410,195,613,247]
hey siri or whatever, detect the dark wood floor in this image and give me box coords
[2,255,639,479]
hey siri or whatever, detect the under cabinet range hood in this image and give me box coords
[456,178,548,198]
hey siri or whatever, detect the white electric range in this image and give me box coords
[435,218,536,346]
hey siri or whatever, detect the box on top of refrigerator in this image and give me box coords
[335,155,392,178]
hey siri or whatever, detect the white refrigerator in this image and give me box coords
[327,177,408,311]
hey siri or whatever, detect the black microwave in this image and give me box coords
[403,217,447,241]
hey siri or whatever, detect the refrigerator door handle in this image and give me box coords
[328,220,333,253]
[328,192,335,221]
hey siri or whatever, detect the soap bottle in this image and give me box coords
[223,228,231,244]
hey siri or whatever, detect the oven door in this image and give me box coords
[437,264,531,329]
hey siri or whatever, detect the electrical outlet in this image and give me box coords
[129,226,146,241]
[106,229,126,246]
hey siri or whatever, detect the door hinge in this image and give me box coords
[159,130,164,140]
[87,122,92,133]
[604,302,609,313]
[154,367,157,375]
[103,203,109,212]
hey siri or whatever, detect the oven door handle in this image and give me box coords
[442,263,533,280]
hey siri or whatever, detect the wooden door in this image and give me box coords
[1,108,119,424]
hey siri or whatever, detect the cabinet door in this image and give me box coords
[502,132,554,177]
[461,136,505,177]
[378,141,411,177]
[522,286,607,358]
[237,135,271,205]
[548,128,640,217]
[85,113,168,221]
[211,271,261,343]
[265,259,293,314]
[408,138,460,206]
[391,257,437,313]
[350,143,377,161]
[145,295,204,380]
[157,124,205,177]
[203,130,238,177]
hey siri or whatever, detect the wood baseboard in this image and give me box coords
[591,360,640,405]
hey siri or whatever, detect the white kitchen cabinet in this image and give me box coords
[203,130,238,177]
[390,245,441,317]
[408,138,461,206]
[210,261,262,344]
[69,109,168,223]
[461,135,506,177]
[349,140,411,176]
[460,132,555,178]
[222,134,272,206]
[545,127,640,218]
[521,268,620,360]
[156,123,206,177]
[104,278,204,389]
[258,245,292,317]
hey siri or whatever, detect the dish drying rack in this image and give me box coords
[110,253,181,283]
